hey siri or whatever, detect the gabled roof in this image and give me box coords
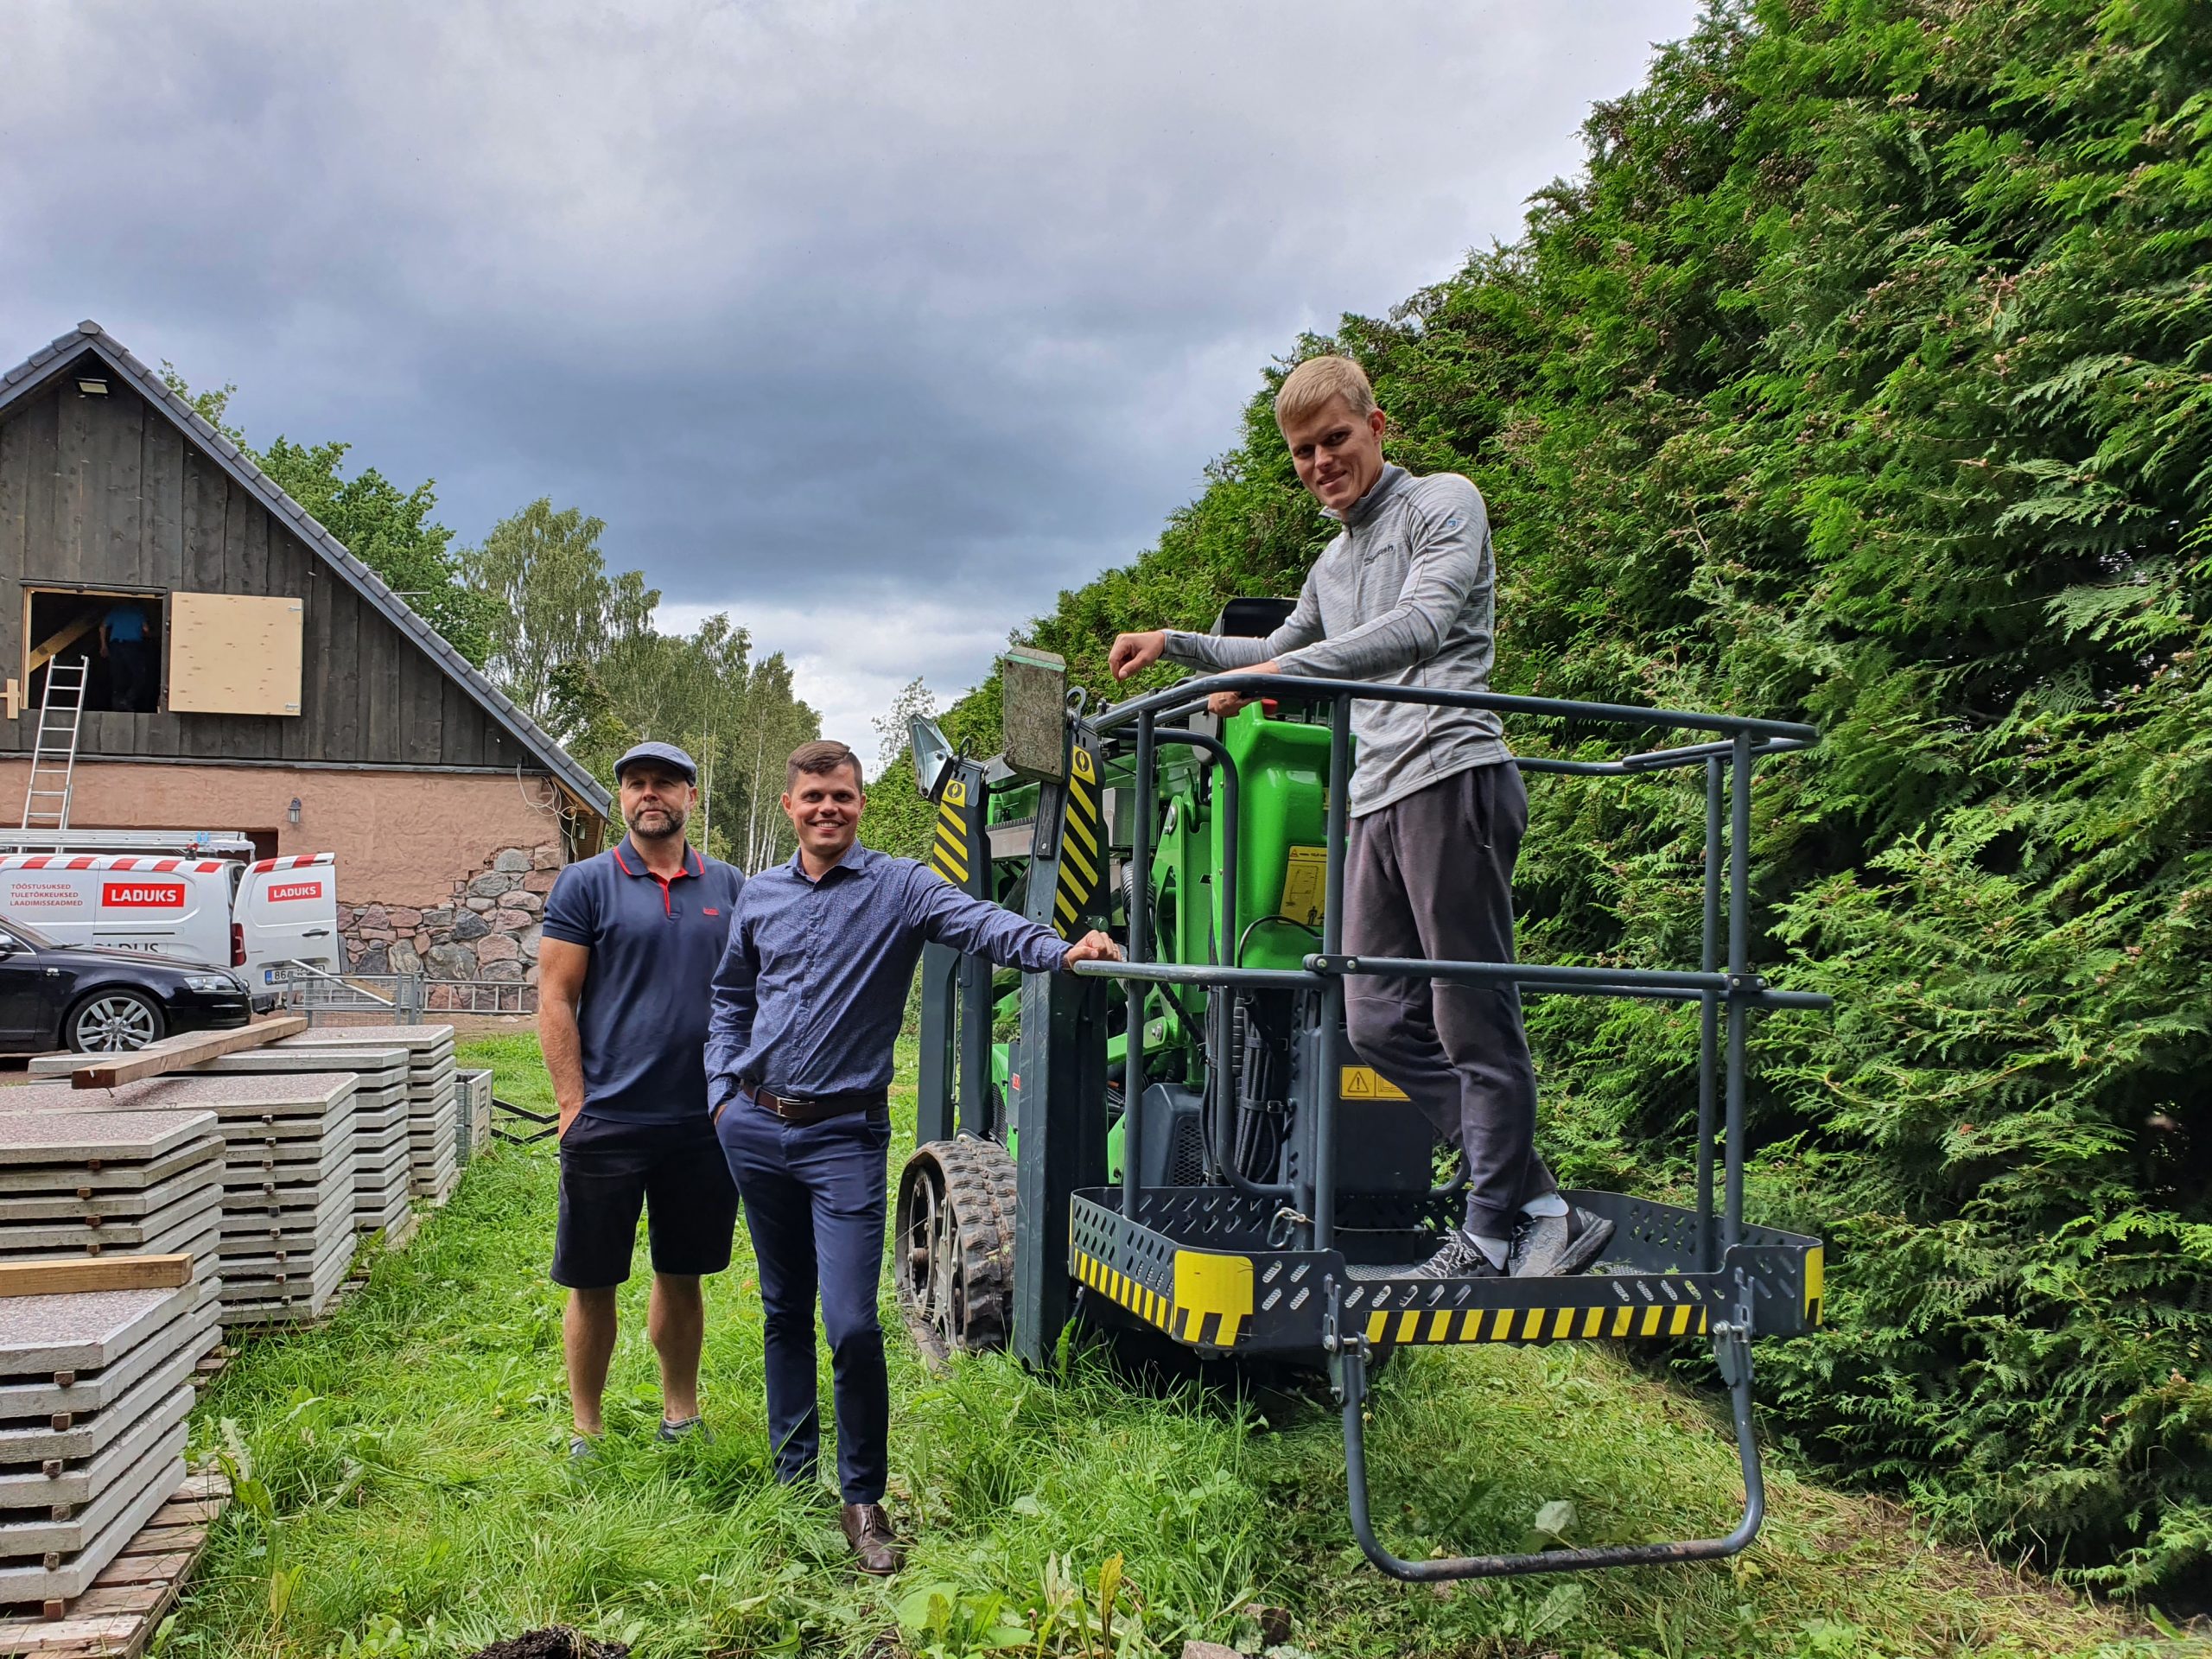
[0,321,612,820]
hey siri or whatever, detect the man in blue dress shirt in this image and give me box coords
[707,739,1120,1573]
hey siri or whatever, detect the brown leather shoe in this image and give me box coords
[840,1502,904,1574]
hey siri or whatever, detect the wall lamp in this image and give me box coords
[288,798,302,826]
[76,378,108,396]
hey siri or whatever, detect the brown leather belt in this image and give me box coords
[740,1085,888,1126]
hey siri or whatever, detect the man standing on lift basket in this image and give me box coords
[706,739,1122,1574]
[1109,354,1611,1284]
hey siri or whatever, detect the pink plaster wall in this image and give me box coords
[0,761,567,909]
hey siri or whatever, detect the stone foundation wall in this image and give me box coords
[339,842,560,987]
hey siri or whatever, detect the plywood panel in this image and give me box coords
[167,592,302,717]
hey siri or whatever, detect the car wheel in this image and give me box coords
[67,989,167,1052]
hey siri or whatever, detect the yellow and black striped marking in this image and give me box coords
[1074,1244,1254,1350]
[929,779,971,887]
[1053,744,1103,936]
[1804,1243,1824,1327]
[1363,1299,1709,1349]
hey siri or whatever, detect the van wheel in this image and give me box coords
[67,990,166,1052]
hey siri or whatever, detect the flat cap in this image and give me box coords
[613,741,697,782]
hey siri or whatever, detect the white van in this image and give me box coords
[0,850,341,990]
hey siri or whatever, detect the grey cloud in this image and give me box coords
[1,0,1700,737]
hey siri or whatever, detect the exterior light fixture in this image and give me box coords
[76,378,108,396]
[288,798,302,825]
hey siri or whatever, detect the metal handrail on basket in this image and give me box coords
[1068,669,1825,1582]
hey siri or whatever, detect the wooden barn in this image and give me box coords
[0,320,613,983]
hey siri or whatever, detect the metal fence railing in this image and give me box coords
[270,964,537,1023]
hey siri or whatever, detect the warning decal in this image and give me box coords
[1339,1066,1410,1102]
[1278,845,1327,928]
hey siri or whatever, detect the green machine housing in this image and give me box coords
[899,614,1829,1583]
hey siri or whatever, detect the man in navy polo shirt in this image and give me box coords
[540,741,745,1459]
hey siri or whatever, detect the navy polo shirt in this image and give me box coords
[541,837,745,1127]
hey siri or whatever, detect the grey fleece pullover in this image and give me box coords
[1163,463,1510,817]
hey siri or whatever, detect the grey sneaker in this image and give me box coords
[1510,1205,1615,1278]
[1408,1227,1508,1281]
[569,1433,600,1463]
[657,1415,712,1445]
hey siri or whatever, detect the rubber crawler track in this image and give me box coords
[896,1135,1017,1364]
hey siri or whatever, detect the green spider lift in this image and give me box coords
[896,617,1827,1581]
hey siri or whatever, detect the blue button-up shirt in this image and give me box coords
[543,837,745,1125]
[706,842,1068,1104]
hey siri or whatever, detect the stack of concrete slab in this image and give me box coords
[38,1046,417,1243]
[281,1027,458,1204]
[3,1078,360,1327]
[0,1275,207,1610]
[455,1069,494,1166]
[0,1113,223,1311]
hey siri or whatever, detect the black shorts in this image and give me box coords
[551,1112,740,1288]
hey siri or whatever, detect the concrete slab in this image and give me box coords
[0,1286,197,1378]
[0,1451,183,1600]
[0,1114,221,1168]
[0,1136,226,1196]
[0,1160,221,1224]
[4,1076,357,1116]
[0,1382,189,1509]
[0,1290,213,1421]
[0,1360,195,1465]
[0,1185,221,1253]
[0,1427,187,1556]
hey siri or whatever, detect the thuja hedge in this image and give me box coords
[900,0,2210,1592]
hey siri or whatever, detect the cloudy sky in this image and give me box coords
[2,0,1699,747]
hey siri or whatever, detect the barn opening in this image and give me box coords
[23,588,167,714]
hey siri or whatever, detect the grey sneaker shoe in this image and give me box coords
[569,1433,600,1463]
[1510,1205,1615,1278]
[657,1415,712,1445]
[1408,1227,1508,1281]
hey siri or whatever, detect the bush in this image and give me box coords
[949,0,2212,1591]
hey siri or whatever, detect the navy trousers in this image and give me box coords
[715,1096,893,1503]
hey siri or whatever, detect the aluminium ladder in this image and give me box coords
[20,658,89,831]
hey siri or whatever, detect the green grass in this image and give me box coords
[157,1036,2177,1658]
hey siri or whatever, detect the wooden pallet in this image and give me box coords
[0,1472,229,1656]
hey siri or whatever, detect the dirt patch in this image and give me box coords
[464,1630,631,1659]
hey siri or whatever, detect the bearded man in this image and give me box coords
[539,741,747,1459]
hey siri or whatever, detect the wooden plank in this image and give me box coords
[0,1255,191,1296]
[178,452,225,596]
[92,394,143,590]
[67,1017,306,1088]
[0,1474,227,1655]
[24,614,97,678]
[0,405,28,686]
[441,671,481,767]
[53,388,88,578]
[363,607,397,761]
[166,594,302,717]
[138,415,181,593]
[324,584,360,760]
[400,639,442,763]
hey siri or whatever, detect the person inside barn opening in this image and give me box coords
[1108,353,1613,1285]
[537,741,746,1462]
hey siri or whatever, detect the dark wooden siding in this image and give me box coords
[0,370,525,772]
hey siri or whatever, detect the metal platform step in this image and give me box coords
[1069,1185,1821,1356]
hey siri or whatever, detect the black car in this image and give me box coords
[0,914,253,1052]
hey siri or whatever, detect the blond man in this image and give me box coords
[1109,355,1610,1281]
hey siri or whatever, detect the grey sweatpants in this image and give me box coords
[1344,760,1554,1239]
